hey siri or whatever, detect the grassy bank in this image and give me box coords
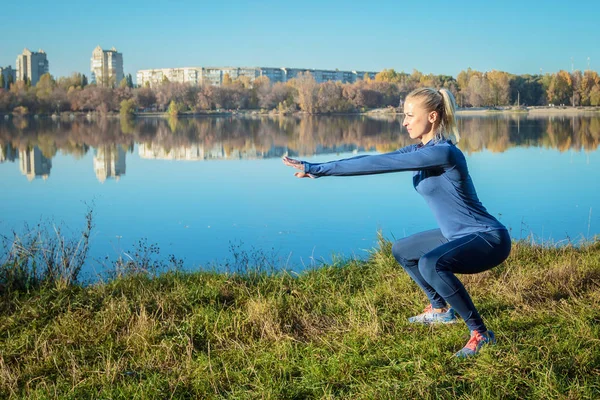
[1,237,600,399]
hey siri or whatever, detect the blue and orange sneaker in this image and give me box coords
[454,330,496,358]
[408,304,458,325]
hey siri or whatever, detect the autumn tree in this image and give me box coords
[316,81,352,113]
[578,70,600,106]
[590,85,600,106]
[134,86,156,110]
[375,69,405,83]
[259,81,293,110]
[292,72,318,113]
[0,74,5,89]
[465,72,489,107]
[547,70,573,105]
[486,70,511,106]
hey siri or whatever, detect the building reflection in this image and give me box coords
[138,143,207,160]
[19,147,51,181]
[138,143,291,160]
[0,144,17,163]
[93,146,126,183]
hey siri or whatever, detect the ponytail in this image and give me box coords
[438,88,460,143]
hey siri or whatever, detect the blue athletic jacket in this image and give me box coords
[303,139,507,241]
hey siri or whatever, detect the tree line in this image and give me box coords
[1,68,600,116]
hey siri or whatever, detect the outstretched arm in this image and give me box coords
[282,144,421,179]
[294,145,453,177]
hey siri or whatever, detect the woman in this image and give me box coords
[282,88,511,358]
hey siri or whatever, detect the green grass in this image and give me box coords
[1,237,599,399]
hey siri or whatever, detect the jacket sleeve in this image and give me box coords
[304,145,452,177]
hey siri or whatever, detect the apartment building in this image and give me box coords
[137,66,377,87]
[91,46,124,88]
[15,49,49,86]
[0,65,16,88]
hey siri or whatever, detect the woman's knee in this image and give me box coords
[417,253,440,282]
[391,239,410,265]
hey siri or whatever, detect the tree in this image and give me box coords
[590,84,600,106]
[0,74,4,89]
[579,70,600,106]
[135,86,156,109]
[466,72,489,107]
[486,70,511,106]
[317,81,351,113]
[119,77,128,88]
[375,69,402,83]
[547,70,573,105]
[126,74,134,88]
[81,74,88,87]
[222,73,233,86]
[120,98,136,117]
[167,100,185,116]
[292,72,318,113]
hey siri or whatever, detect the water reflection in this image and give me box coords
[1,114,599,181]
[94,146,126,183]
[19,147,51,181]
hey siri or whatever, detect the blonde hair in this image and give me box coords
[406,87,460,143]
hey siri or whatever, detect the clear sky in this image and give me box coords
[1,0,598,83]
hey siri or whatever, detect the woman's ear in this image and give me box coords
[429,111,438,123]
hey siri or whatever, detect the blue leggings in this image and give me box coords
[392,229,511,333]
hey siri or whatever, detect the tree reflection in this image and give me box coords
[0,115,598,171]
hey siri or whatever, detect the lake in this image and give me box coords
[1,113,599,277]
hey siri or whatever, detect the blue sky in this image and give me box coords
[1,0,599,82]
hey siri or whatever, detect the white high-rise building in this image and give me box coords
[91,46,124,88]
[15,49,49,86]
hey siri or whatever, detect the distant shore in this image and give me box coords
[456,106,600,116]
[2,105,600,120]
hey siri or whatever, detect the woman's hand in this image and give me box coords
[282,156,315,178]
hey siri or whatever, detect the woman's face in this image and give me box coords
[403,98,436,143]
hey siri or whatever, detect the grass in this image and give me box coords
[1,231,599,399]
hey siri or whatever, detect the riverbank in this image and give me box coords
[1,237,599,398]
[3,105,600,121]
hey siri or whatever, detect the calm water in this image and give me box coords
[1,113,599,276]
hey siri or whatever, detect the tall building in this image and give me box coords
[15,49,49,86]
[91,46,124,88]
[136,66,377,88]
[0,65,16,88]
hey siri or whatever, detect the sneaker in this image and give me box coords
[454,330,496,358]
[408,304,458,324]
